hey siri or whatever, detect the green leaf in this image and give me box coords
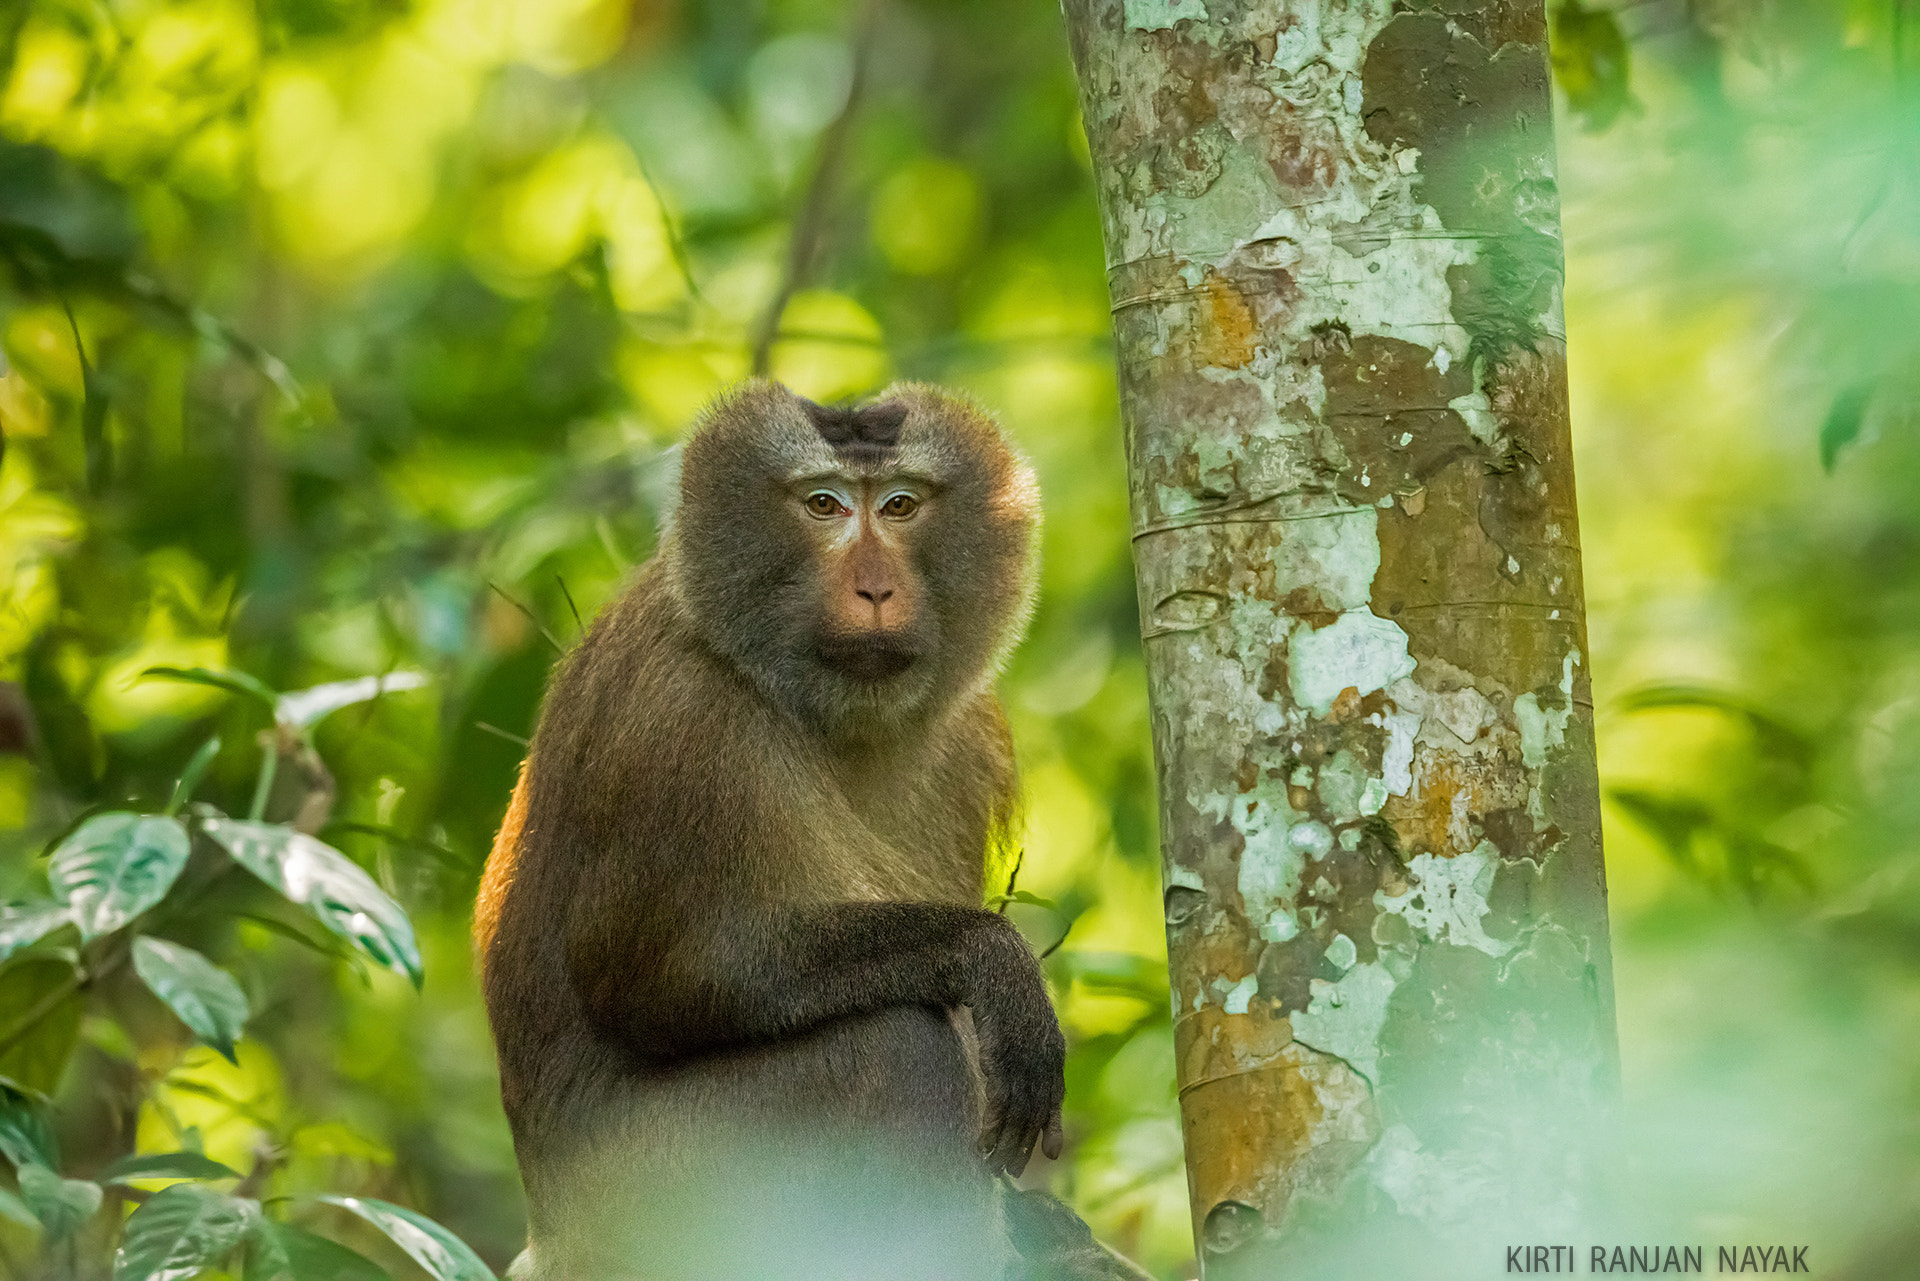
[1820,381,1875,471]
[19,1162,102,1242]
[0,902,70,965]
[1607,788,1714,873]
[132,937,250,1063]
[0,957,83,1095]
[1550,0,1631,130]
[276,673,429,731]
[244,1219,390,1281]
[48,813,191,940]
[141,666,280,712]
[199,818,422,987]
[115,1184,258,1281]
[101,1150,242,1184]
[1615,684,1815,772]
[0,1185,33,1228]
[0,1081,58,1168]
[318,1196,495,1281]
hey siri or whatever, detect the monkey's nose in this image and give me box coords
[855,587,895,605]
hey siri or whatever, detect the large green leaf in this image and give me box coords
[199,819,421,987]
[48,813,190,940]
[0,903,69,965]
[18,1162,102,1242]
[0,957,84,1095]
[276,673,428,730]
[132,937,250,1063]
[317,1197,494,1281]
[101,1150,242,1184]
[0,1082,57,1168]
[114,1184,258,1281]
[244,1218,390,1281]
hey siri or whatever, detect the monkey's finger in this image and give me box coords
[984,1121,1015,1175]
[978,1106,1007,1165]
[1042,1111,1064,1162]
[1001,1129,1034,1179]
[984,1103,1028,1177]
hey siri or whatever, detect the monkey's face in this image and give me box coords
[792,475,933,683]
[673,380,1039,740]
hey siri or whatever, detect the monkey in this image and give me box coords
[475,380,1153,1281]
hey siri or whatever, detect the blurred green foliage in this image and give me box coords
[0,0,1916,1275]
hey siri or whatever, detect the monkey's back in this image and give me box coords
[478,559,1018,1279]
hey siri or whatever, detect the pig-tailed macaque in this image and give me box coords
[476,381,1152,1280]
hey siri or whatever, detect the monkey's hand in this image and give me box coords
[966,921,1067,1179]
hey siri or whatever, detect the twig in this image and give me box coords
[1897,0,1915,93]
[475,721,532,748]
[234,1139,283,1199]
[627,146,705,306]
[0,945,128,1060]
[556,574,585,636]
[248,733,280,822]
[999,847,1026,914]
[749,0,887,375]
[488,581,564,655]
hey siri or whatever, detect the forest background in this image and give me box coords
[0,0,1917,1276]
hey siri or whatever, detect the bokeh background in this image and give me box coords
[1,0,1918,1275]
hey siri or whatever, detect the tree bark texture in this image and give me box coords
[1062,1,1618,1271]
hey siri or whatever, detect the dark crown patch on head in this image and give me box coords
[802,398,908,455]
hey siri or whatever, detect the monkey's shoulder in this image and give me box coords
[543,564,773,748]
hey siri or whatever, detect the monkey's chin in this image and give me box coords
[816,637,919,682]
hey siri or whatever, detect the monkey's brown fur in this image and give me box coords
[477,381,1148,1281]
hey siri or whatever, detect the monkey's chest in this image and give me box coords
[815,776,984,899]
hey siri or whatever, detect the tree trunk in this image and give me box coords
[1061,1,1618,1272]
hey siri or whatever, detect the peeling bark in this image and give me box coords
[1062,0,1617,1269]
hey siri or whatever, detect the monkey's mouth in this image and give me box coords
[816,635,919,681]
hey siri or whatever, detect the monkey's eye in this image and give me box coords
[880,492,920,519]
[805,492,848,518]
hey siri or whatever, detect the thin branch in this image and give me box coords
[1896,0,1915,93]
[233,1139,283,1199]
[488,581,564,655]
[475,721,532,748]
[556,574,585,636]
[628,146,706,306]
[0,945,128,1060]
[749,0,887,375]
[999,846,1026,914]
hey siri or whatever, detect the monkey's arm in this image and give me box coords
[567,898,1064,1177]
